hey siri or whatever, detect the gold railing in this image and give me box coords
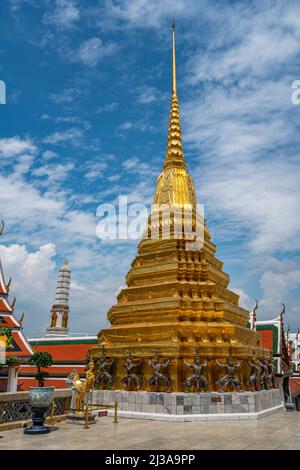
[49,398,119,429]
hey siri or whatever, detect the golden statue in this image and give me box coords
[62,311,68,328]
[93,21,272,392]
[50,311,57,327]
[72,359,95,413]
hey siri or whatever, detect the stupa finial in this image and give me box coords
[172,18,176,96]
[163,20,186,170]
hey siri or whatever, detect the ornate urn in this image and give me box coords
[24,387,55,434]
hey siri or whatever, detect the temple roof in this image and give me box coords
[0,297,13,313]
[0,225,33,360]
[0,260,8,295]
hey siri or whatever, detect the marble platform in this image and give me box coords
[92,389,283,421]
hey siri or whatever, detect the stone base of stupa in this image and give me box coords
[92,389,283,421]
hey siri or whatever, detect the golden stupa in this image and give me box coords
[94,21,271,391]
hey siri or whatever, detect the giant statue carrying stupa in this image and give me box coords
[93,21,271,393]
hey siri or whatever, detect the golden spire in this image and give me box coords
[164,19,186,170]
[172,18,177,96]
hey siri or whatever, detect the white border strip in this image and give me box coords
[106,403,284,422]
[18,377,68,381]
[28,336,97,342]
[20,364,84,368]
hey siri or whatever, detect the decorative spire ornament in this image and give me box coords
[164,19,186,170]
[45,260,71,337]
[172,18,177,96]
[251,299,258,330]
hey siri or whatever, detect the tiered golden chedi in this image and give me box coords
[94,22,271,391]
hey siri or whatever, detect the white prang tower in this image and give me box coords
[45,260,71,337]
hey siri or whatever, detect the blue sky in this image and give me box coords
[0,0,300,336]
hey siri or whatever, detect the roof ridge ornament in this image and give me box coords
[280,303,285,321]
[252,299,258,330]
[11,296,16,310]
[6,276,12,292]
[18,312,24,327]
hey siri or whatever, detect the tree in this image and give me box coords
[28,352,53,387]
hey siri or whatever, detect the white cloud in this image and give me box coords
[0,170,64,224]
[107,174,120,182]
[43,0,80,29]
[118,120,154,132]
[12,154,35,177]
[0,243,57,335]
[96,102,119,113]
[258,258,300,325]
[49,88,82,104]
[32,163,74,184]
[189,30,299,84]
[136,85,166,104]
[0,136,36,158]
[0,147,96,247]
[98,0,198,29]
[9,0,36,13]
[233,288,251,310]
[42,150,58,160]
[118,121,133,130]
[122,156,154,177]
[83,161,107,180]
[77,38,115,67]
[180,4,300,255]
[43,128,84,146]
[70,280,86,291]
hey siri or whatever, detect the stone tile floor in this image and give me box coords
[0,411,299,450]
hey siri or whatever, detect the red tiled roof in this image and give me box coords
[17,339,96,390]
[0,314,33,359]
[9,330,33,357]
[0,248,33,365]
[0,298,12,313]
[0,314,19,327]
[30,342,94,361]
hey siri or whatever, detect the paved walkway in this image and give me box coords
[0,411,299,450]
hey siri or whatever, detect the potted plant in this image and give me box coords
[25,352,54,435]
[6,355,22,367]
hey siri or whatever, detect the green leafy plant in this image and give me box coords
[6,355,21,366]
[0,326,14,349]
[28,352,53,387]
